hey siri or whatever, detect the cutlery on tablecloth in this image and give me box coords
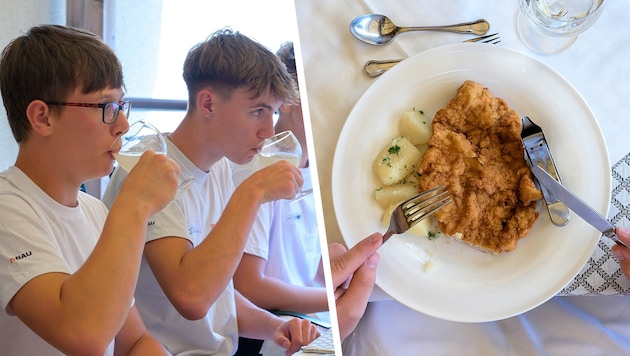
[350,14,489,45]
[362,33,501,77]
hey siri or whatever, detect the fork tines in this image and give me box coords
[464,32,501,44]
[402,186,451,225]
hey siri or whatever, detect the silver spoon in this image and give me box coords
[350,14,490,46]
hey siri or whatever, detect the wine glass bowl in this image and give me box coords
[113,120,194,199]
[114,121,167,172]
[258,130,310,201]
[258,130,302,168]
[517,0,605,54]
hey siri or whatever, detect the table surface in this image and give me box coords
[295,0,630,354]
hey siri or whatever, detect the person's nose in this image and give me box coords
[259,114,275,139]
[112,114,130,140]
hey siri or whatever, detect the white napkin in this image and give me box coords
[559,153,630,295]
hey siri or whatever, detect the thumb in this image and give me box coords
[615,226,630,245]
[331,233,382,287]
[274,334,290,350]
[612,226,630,260]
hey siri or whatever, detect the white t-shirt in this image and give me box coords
[0,166,115,355]
[231,156,323,289]
[103,139,238,355]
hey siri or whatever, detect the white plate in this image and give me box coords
[332,43,610,322]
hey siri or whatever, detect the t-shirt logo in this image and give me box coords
[9,251,32,263]
[188,224,202,237]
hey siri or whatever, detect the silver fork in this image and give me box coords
[382,186,452,244]
[363,33,501,78]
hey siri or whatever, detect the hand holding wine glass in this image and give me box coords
[114,120,194,202]
[258,130,311,202]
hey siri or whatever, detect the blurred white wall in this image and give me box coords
[0,0,66,170]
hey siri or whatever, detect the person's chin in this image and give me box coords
[102,159,116,176]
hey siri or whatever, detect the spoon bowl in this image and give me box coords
[350,14,489,45]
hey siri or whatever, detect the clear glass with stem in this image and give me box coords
[517,0,606,54]
[258,130,311,202]
[114,120,194,197]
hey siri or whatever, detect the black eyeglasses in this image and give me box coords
[46,100,132,124]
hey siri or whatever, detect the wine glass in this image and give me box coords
[258,130,311,202]
[517,0,606,54]
[114,120,194,197]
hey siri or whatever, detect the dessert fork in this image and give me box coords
[383,186,452,243]
[363,33,501,78]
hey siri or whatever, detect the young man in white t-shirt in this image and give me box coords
[0,25,178,355]
[230,42,328,355]
[102,29,318,355]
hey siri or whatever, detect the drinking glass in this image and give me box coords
[517,0,605,54]
[114,120,194,197]
[258,130,311,202]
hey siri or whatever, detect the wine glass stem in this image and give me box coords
[287,188,313,203]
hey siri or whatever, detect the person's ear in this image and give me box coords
[197,89,214,118]
[25,100,53,137]
[279,104,292,113]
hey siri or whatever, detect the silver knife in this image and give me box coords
[531,165,628,248]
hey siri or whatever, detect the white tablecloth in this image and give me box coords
[295,0,630,354]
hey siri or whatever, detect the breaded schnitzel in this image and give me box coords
[417,80,542,254]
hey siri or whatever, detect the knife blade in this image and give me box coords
[531,165,627,248]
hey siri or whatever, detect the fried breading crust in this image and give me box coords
[418,81,542,254]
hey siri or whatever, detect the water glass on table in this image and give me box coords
[517,0,606,54]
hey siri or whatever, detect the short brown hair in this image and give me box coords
[182,28,298,108]
[0,25,124,143]
[276,41,297,81]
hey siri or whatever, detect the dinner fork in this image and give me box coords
[382,186,452,244]
[363,33,501,78]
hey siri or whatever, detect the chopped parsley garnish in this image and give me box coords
[412,107,425,115]
[427,231,439,241]
[388,145,401,155]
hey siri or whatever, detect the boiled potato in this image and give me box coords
[373,136,423,186]
[400,109,432,145]
[374,181,418,209]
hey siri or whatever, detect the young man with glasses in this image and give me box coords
[0,24,178,355]
[103,29,318,355]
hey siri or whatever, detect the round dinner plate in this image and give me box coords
[332,43,610,322]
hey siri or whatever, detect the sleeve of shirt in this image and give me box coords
[243,200,273,260]
[0,195,71,315]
